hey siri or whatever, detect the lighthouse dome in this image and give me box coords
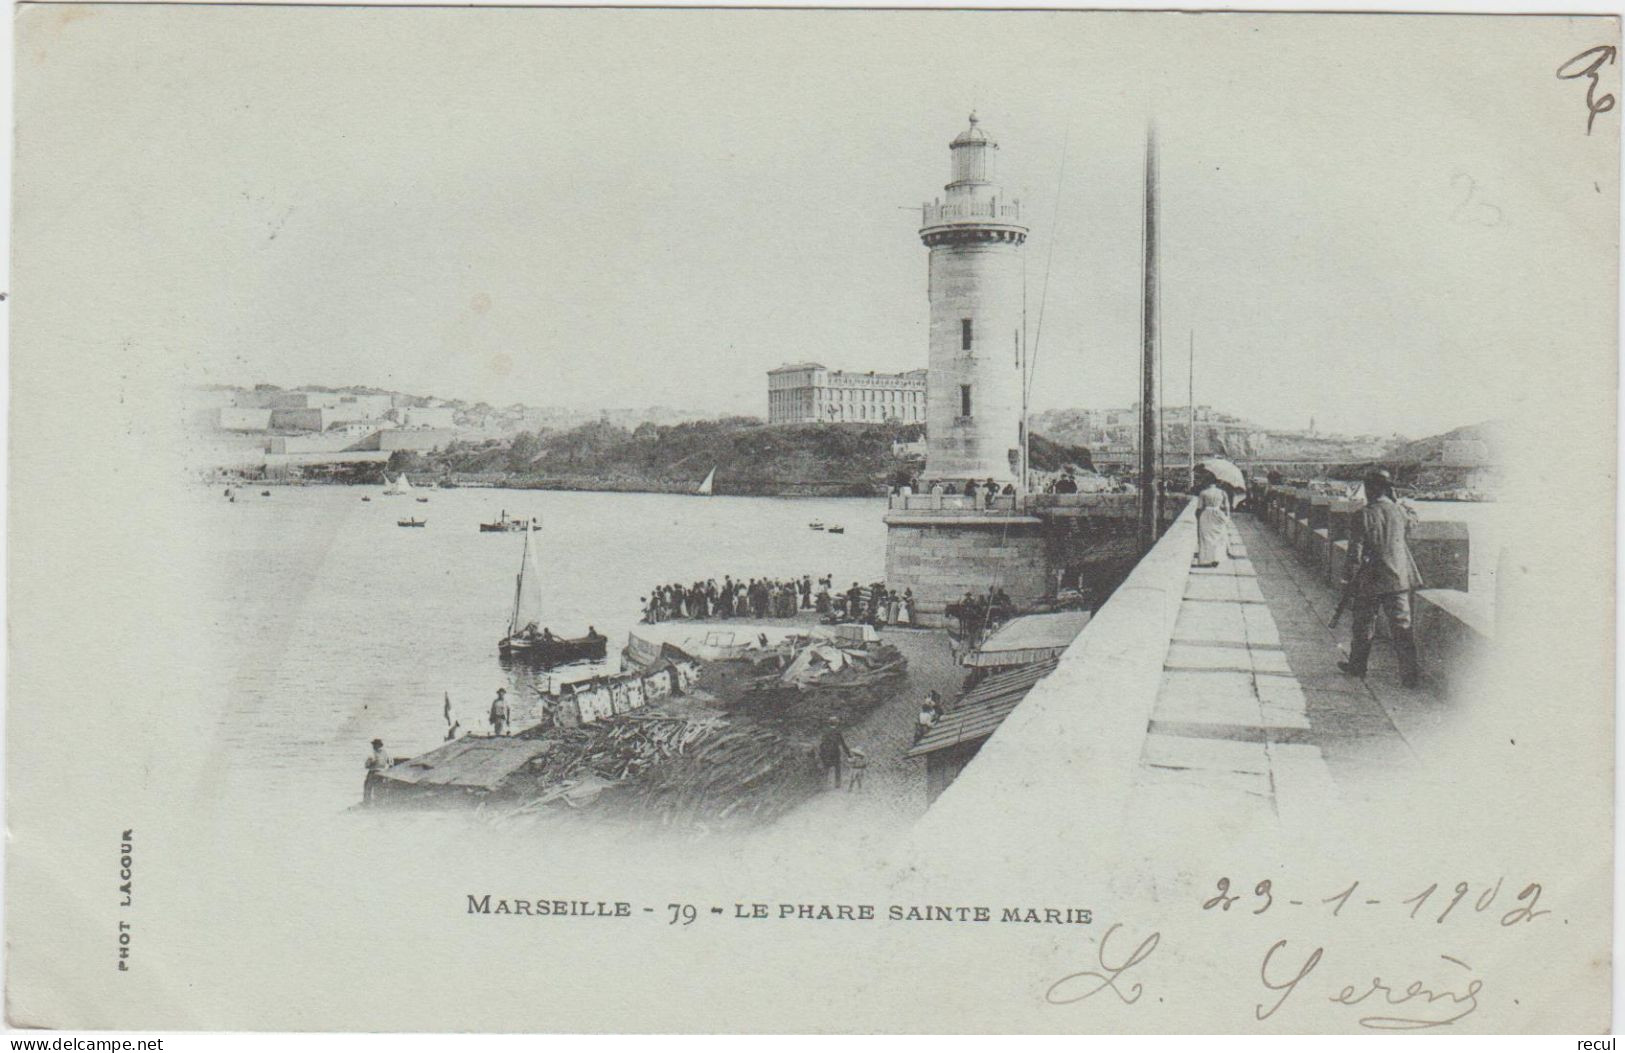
[950,112,991,147]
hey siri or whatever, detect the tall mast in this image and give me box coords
[1188,329,1196,488]
[509,526,528,636]
[1137,126,1161,552]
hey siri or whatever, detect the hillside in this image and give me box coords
[382,419,1090,497]
[1383,420,1505,466]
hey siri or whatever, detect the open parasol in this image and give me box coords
[1199,458,1246,489]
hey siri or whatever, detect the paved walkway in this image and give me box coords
[1128,513,1441,835]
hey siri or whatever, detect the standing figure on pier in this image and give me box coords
[1193,469,1230,568]
[1339,468,1423,688]
[488,688,511,737]
[817,716,854,790]
[363,739,391,806]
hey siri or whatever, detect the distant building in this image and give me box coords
[379,428,455,453]
[402,406,456,430]
[767,363,927,424]
[267,391,344,411]
[329,418,394,439]
[217,407,273,431]
[269,407,328,431]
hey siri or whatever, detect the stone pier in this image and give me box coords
[883,491,1181,627]
[913,491,1493,853]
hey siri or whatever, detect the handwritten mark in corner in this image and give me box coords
[1557,45,1618,136]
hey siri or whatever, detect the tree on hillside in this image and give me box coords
[508,430,541,471]
[386,450,426,474]
[1029,434,1094,472]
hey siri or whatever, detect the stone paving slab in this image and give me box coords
[1174,604,1249,643]
[1143,729,1272,775]
[1153,671,1262,726]
[1131,515,1429,837]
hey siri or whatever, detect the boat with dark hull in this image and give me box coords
[498,520,607,668]
[499,629,607,667]
[480,511,536,533]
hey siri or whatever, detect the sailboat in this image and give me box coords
[382,473,409,496]
[696,466,716,496]
[497,521,607,668]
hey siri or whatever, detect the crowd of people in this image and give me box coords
[642,575,816,622]
[641,575,918,627]
[891,476,1017,499]
[890,471,1132,499]
[944,586,1016,638]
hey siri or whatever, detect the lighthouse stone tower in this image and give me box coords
[920,113,1028,486]
[884,115,1051,627]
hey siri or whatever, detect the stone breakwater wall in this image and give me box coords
[1251,483,1492,697]
[910,500,1200,865]
[883,491,1185,628]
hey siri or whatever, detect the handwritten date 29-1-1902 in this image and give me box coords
[1202,877,1549,927]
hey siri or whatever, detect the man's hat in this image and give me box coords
[371,738,383,748]
[1363,467,1394,485]
[496,687,506,695]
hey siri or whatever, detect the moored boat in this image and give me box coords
[498,520,608,668]
[397,517,426,528]
[809,522,824,530]
[827,525,846,534]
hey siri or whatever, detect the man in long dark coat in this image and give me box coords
[1340,468,1423,688]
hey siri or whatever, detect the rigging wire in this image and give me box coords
[1024,125,1072,409]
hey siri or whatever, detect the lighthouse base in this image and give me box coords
[884,512,1051,628]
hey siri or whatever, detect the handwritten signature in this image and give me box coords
[1044,923,1160,1005]
[1045,929,1483,1029]
[1557,45,1617,136]
[1258,939,1482,1030]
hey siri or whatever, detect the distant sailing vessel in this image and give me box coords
[479,510,535,533]
[498,521,607,667]
[382,474,412,496]
[696,466,716,496]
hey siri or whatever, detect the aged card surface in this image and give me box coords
[6,4,1616,1033]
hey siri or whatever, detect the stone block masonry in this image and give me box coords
[884,518,1049,627]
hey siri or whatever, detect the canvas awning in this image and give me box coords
[961,610,1092,668]
[905,660,1058,758]
[376,736,556,792]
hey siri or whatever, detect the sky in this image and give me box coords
[14,7,1619,437]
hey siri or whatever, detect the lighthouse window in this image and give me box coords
[961,318,973,351]
[960,384,973,418]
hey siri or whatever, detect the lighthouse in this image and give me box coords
[885,114,1050,627]
[919,113,1029,486]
